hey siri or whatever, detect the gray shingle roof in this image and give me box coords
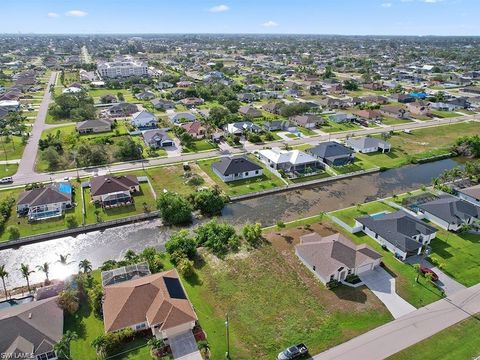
[418,195,480,225]
[346,137,391,150]
[357,210,437,253]
[212,156,262,176]
[308,141,354,160]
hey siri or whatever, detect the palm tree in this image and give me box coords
[19,263,34,293]
[37,262,50,284]
[0,264,9,299]
[78,259,92,274]
[58,254,71,265]
[54,330,78,359]
[124,250,138,263]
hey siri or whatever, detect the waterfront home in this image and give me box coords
[457,184,480,205]
[212,156,263,183]
[307,141,354,166]
[131,111,157,129]
[102,268,198,341]
[345,137,391,154]
[355,210,437,260]
[416,194,480,231]
[257,148,322,174]
[295,232,382,285]
[16,183,73,221]
[76,119,112,134]
[0,297,63,360]
[90,175,140,208]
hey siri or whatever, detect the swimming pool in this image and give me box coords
[370,211,390,219]
[59,183,72,194]
[0,295,34,310]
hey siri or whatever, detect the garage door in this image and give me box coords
[357,263,373,274]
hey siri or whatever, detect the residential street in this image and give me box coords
[7,110,479,187]
[14,71,57,180]
[312,283,480,360]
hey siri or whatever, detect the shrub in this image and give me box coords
[242,223,263,247]
[188,188,227,217]
[195,219,239,256]
[65,214,78,229]
[157,192,192,225]
[6,225,20,240]
[165,230,197,264]
[177,257,195,278]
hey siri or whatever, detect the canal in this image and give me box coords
[0,158,460,288]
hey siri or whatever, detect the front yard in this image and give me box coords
[182,139,218,153]
[320,120,362,133]
[197,156,285,196]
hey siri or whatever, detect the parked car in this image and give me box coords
[0,177,13,184]
[420,266,439,281]
[278,344,308,360]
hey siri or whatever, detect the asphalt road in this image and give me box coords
[312,283,480,360]
[14,71,57,180]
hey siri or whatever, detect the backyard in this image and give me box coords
[197,156,285,196]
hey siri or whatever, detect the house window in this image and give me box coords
[347,269,352,275]
[375,234,378,239]
[313,265,316,271]
[329,274,334,281]
[255,170,259,174]
[135,323,147,330]
[245,172,249,176]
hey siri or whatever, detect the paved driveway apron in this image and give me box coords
[169,331,202,360]
[359,267,416,319]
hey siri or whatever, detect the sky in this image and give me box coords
[1,0,479,36]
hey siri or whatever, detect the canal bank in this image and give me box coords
[0,158,461,288]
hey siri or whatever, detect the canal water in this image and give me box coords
[0,158,460,288]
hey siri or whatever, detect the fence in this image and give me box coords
[0,211,160,250]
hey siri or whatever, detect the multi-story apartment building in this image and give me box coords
[97,60,148,78]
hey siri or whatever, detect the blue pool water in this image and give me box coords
[371,211,389,219]
[0,295,34,310]
[59,183,72,194]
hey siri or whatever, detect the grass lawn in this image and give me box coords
[428,230,480,287]
[41,122,130,140]
[0,164,18,178]
[381,117,413,125]
[290,171,331,183]
[182,139,218,153]
[88,88,136,103]
[321,120,361,133]
[331,157,377,175]
[197,156,285,196]
[297,126,317,136]
[0,136,26,160]
[0,185,84,242]
[355,148,413,169]
[388,315,480,360]
[328,204,444,307]
[431,110,459,118]
[184,245,391,359]
[83,183,156,224]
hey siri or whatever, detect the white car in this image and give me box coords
[0,177,13,184]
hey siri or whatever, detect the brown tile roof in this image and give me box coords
[90,175,139,197]
[103,269,197,332]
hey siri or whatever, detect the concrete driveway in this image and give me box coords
[359,267,416,319]
[169,331,202,360]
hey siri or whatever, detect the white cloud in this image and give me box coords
[209,5,230,13]
[262,20,279,28]
[47,12,60,18]
[381,3,393,7]
[65,10,88,17]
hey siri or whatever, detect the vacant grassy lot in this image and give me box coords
[388,315,480,360]
[188,245,391,359]
[381,117,413,125]
[41,121,129,140]
[329,202,443,307]
[0,185,84,242]
[182,139,218,153]
[0,136,26,160]
[197,156,285,196]
[84,183,156,224]
[0,164,18,178]
[431,110,460,118]
[428,230,480,287]
[321,120,361,133]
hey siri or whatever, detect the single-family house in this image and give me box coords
[262,120,296,132]
[355,210,437,260]
[257,148,322,174]
[102,268,198,341]
[379,105,409,119]
[143,129,174,148]
[131,111,157,129]
[307,141,354,166]
[237,93,258,103]
[329,113,357,123]
[457,184,480,205]
[151,99,175,110]
[295,232,382,284]
[239,105,262,118]
[345,137,391,153]
[406,101,431,117]
[108,102,138,117]
[352,109,381,121]
[416,194,480,231]
[290,114,324,129]
[180,97,204,108]
[212,156,263,182]
[17,183,73,221]
[224,121,262,135]
[181,121,206,139]
[0,297,64,360]
[390,94,415,103]
[90,175,140,208]
[135,91,155,101]
[262,102,284,115]
[168,112,196,124]
[76,119,113,134]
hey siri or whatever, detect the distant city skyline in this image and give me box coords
[1,0,479,36]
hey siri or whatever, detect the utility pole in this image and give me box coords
[225,313,230,360]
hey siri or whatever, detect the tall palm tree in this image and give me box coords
[0,264,9,299]
[19,264,34,293]
[36,262,50,284]
[78,259,92,274]
[58,254,71,265]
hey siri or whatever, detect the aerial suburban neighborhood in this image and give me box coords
[0,1,480,359]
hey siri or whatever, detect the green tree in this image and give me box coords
[114,137,143,161]
[195,219,239,256]
[224,100,240,113]
[0,264,8,299]
[188,188,227,217]
[78,259,92,274]
[36,262,50,283]
[65,214,78,229]
[156,192,192,225]
[19,263,34,293]
[57,288,80,314]
[242,223,263,247]
[41,146,62,171]
[6,225,20,240]
[166,230,197,264]
[54,330,78,360]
